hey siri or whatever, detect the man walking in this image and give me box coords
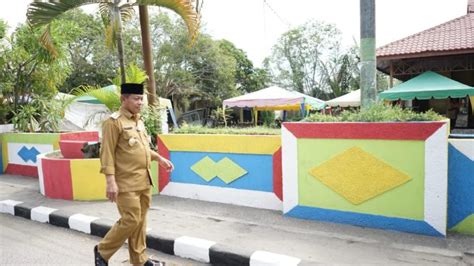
[94,83,174,266]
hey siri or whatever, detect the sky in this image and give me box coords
[0,0,469,67]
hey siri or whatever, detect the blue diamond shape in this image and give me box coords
[18,146,40,163]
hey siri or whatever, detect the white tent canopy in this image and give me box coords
[223,86,325,110]
[326,89,361,108]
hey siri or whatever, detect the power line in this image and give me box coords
[263,0,291,28]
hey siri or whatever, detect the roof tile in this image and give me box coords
[377,13,474,57]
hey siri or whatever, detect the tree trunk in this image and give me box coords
[360,0,377,108]
[139,5,157,106]
[114,1,126,84]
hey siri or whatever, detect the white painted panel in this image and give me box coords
[424,123,448,236]
[161,182,282,211]
[7,143,53,166]
[37,153,46,195]
[449,139,474,160]
[281,126,298,213]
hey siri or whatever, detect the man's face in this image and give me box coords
[122,94,144,114]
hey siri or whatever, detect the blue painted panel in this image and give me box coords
[286,206,443,237]
[170,151,273,192]
[448,144,474,228]
[17,146,40,163]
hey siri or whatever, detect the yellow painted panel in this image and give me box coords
[309,146,412,205]
[159,134,281,155]
[70,159,106,200]
[2,139,7,171]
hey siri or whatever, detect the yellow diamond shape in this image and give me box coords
[309,147,411,205]
[215,157,248,184]
[191,156,217,181]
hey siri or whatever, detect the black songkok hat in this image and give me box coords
[120,83,144,94]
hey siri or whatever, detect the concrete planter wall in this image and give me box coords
[157,134,282,210]
[282,121,449,237]
[0,124,14,133]
[38,152,160,200]
[448,138,474,235]
[0,131,98,177]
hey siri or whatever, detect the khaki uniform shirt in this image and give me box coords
[100,107,160,192]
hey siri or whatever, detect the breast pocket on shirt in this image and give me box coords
[123,129,141,148]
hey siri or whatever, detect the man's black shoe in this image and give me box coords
[144,258,165,266]
[94,245,108,266]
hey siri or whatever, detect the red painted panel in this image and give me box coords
[59,140,87,159]
[273,147,283,201]
[157,136,170,192]
[5,164,38,178]
[283,122,445,140]
[42,159,73,200]
[60,131,99,141]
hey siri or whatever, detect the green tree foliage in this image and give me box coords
[265,20,359,100]
[61,10,117,92]
[146,13,263,111]
[218,40,269,93]
[0,20,6,40]
[0,21,79,112]
[26,0,200,92]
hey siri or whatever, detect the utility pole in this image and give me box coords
[360,0,377,108]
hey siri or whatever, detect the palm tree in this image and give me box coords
[26,0,200,105]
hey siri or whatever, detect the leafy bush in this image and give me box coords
[141,106,162,137]
[0,96,11,124]
[305,104,444,122]
[260,110,276,127]
[12,104,39,132]
[209,107,232,126]
[12,95,72,132]
[172,124,280,135]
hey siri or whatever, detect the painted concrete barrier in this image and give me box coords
[0,124,14,133]
[448,138,474,235]
[282,121,449,237]
[0,131,98,177]
[37,152,160,200]
[157,134,282,210]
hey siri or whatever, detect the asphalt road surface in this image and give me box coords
[0,214,208,266]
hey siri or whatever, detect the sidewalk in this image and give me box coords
[1,174,473,265]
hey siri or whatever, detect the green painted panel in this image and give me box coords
[0,134,6,172]
[151,161,159,195]
[450,214,474,235]
[298,139,425,220]
[2,133,60,145]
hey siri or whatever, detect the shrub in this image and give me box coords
[12,95,72,132]
[305,104,445,122]
[172,124,280,135]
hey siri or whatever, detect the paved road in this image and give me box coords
[0,214,208,266]
[1,174,474,265]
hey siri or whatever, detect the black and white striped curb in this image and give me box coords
[1,200,302,265]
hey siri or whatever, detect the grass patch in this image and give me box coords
[305,104,445,122]
[172,125,281,135]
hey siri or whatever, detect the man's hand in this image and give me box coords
[105,175,119,202]
[159,157,174,172]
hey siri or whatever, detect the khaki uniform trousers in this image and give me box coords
[98,188,151,264]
